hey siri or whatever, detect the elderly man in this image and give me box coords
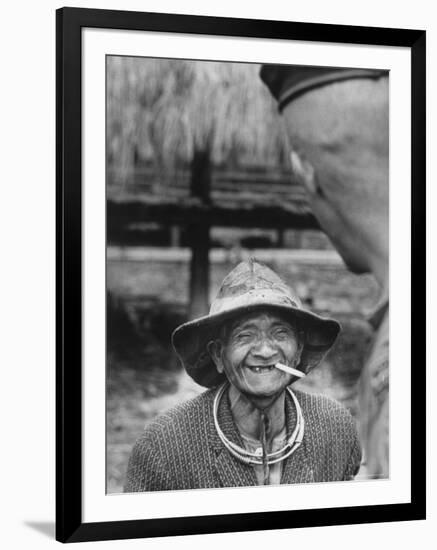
[124,260,361,491]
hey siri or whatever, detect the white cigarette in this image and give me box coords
[274,362,305,378]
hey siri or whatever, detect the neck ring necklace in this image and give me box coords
[213,382,305,466]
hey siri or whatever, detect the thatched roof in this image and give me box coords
[106,56,319,232]
[107,56,291,184]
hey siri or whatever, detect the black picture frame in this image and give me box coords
[56,6,426,543]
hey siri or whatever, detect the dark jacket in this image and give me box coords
[124,387,361,492]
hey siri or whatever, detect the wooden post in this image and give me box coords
[188,149,211,320]
[188,223,210,319]
[170,225,180,248]
[190,149,211,204]
[276,228,284,248]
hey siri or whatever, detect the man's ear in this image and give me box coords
[290,150,322,197]
[207,340,224,374]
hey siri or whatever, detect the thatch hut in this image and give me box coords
[107,57,318,318]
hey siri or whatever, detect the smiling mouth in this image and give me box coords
[246,364,276,374]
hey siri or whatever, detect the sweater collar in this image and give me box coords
[210,384,314,486]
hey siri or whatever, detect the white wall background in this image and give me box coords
[0,1,434,549]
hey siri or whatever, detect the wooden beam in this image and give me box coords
[107,200,320,233]
[188,223,210,319]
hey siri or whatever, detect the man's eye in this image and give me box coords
[273,329,289,338]
[235,332,253,341]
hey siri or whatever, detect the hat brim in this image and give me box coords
[172,303,340,388]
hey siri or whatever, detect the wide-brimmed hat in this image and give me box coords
[172,259,340,388]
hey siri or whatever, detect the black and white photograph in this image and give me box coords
[1,0,433,547]
[53,6,426,543]
[106,56,389,494]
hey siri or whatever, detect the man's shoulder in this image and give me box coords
[293,389,356,429]
[157,387,215,423]
[125,389,218,492]
[134,388,215,446]
[292,389,360,460]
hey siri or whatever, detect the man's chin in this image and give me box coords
[342,255,370,275]
[241,386,285,409]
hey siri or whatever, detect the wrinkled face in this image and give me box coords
[210,310,303,399]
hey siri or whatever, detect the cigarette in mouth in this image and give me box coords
[274,362,305,378]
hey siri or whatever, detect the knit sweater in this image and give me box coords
[124,387,361,492]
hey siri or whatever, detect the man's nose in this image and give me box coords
[252,338,277,359]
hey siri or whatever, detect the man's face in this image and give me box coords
[211,310,303,399]
[283,78,389,280]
